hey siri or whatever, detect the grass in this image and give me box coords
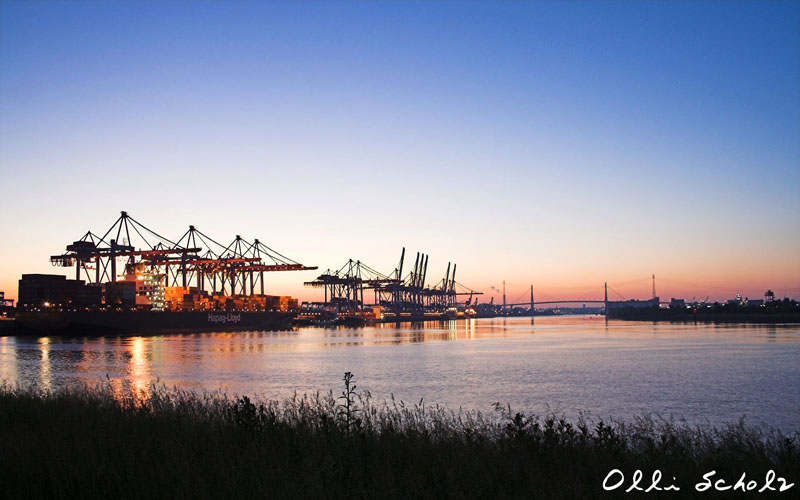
[1,374,798,499]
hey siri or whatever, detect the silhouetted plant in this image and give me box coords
[337,371,359,432]
[230,395,259,431]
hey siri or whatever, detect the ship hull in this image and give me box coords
[14,310,295,335]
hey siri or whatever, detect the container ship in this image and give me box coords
[16,308,296,334]
[13,211,317,335]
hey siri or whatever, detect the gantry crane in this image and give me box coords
[304,247,481,314]
[50,211,317,296]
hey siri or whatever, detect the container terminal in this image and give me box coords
[298,248,483,325]
[8,211,485,333]
[13,211,317,333]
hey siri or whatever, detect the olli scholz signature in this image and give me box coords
[603,469,795,493]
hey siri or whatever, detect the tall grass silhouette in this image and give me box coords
[1,374,797,499]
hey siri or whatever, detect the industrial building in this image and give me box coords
[18,274,104,309]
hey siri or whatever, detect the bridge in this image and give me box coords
[489,278,663,312]
[505,300,605,307]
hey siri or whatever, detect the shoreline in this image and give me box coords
[609,312,800,324]
[2,312,799,338]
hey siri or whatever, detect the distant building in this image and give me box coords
[607,297,660,311]
[18,274,103,308]
[669,298,686,309]
[0,291,14,317]
[747,299,764,307]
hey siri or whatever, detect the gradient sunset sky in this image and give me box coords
[1,1,798,304]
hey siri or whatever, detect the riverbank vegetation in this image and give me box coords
[1,374,797,499]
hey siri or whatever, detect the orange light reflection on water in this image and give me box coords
[38,337,51,391]
[128,337,150,396]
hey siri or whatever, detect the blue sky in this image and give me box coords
[1,1,798,302]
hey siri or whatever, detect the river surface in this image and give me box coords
[1,316,798,431]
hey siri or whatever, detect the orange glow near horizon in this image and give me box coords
[4,207,798,305]
[1,262,799,305]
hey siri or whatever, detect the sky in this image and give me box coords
[0,1,798,304]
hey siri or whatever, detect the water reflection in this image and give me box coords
[38,337,51,390]
[1,317,798,431]
[129,337,149,395]
[0,336,17,384]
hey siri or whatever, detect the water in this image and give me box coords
[1,316,798,431]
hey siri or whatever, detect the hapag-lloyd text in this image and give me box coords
[207,313,242,324]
